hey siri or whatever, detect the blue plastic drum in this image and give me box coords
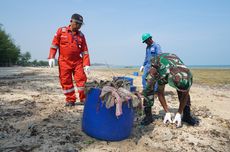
[82,88,134,141]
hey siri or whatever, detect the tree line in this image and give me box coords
[0,25,48,67]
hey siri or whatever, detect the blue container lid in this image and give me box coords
[82,88,134,141]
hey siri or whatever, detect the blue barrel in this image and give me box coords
[133,72,139,76]
[82,88,134,141]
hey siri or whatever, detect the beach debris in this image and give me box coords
[85,78,142,116]
[192,106,212,118]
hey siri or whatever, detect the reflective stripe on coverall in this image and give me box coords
[142,42,162,89]
[48,25,90,102]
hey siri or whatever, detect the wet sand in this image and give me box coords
[0,67,229,152]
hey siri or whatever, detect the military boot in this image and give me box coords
[141,107,153,126]
[182,106,199,126]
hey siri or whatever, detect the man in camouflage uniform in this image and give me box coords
[141,53,198,127]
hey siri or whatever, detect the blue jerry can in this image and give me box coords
[82,88,134,141]
[133,72,139,76]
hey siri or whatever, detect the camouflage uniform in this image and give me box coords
[143,53,193,108]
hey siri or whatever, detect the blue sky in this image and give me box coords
[1,0,230,66]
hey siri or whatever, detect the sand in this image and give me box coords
[0,67,229,152]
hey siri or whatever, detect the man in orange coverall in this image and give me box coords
[48,13,90,107]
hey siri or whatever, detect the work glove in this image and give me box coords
[163,112,172,124]
[173,113,182,127]
[84,66,90,74]
[48,58,55,68]
[139,66,144,72]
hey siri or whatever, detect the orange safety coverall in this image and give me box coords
[48,25,90,102]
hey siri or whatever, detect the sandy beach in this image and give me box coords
[0,67,230,152]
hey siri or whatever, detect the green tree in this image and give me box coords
[18,51,31,66]
[0,25,20,66]
[38,60,48,66]
[32,59,38,66]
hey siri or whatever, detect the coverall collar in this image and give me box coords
[147,42,155,48]
[67,25,80,34]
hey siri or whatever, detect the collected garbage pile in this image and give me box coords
[85,77,142,116]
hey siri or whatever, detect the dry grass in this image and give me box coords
[191,69,230,86]
[93,67,230,87]
[94,68,230,87]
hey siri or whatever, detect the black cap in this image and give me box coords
[71,13,83,24]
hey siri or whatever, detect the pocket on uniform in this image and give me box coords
[61,39,68,45]
[60,35,68,45]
